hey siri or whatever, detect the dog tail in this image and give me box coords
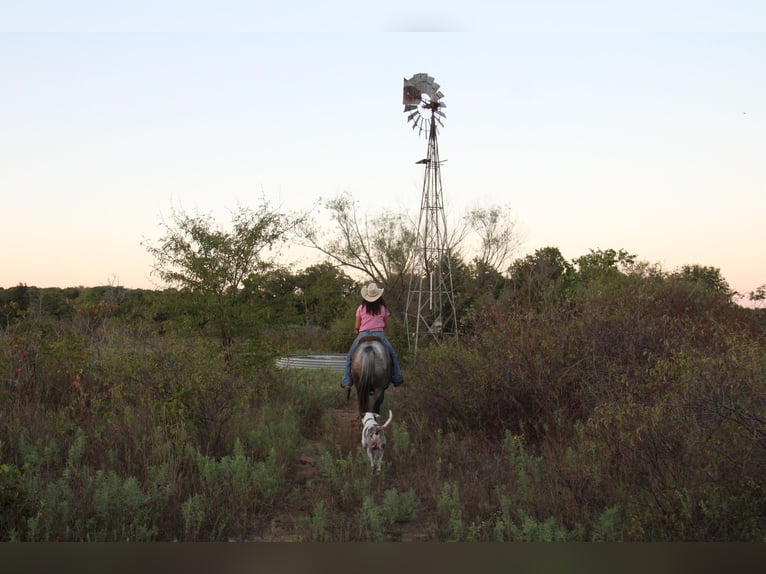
[380,410,393,429]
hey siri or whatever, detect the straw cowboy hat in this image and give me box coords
[361,282,384,302]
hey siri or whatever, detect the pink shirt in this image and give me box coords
[356,303,389,332]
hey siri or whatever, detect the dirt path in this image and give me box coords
[254,386,430,542]
[254,400,360,541]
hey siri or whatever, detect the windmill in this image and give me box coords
[402,73,458,359]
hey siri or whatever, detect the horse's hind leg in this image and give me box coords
[356,386,369,417]
[372,389,385,415]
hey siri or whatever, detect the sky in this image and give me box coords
[1,2,764,302]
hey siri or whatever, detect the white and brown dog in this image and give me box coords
[361,410,393,473]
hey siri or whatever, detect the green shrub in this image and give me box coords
[181,493,207,541]
[435,481,464,542]
[0,462,22,537]
[302,500,330,542]
[90,470,154,541]
[382,487,419,524]
[187,437,282,540]
[357,495,385,541]
[591,505,623,542]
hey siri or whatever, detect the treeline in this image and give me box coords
[0,260,359,353]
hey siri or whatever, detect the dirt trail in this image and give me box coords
[255,387,430,542]
[254,400,360,541]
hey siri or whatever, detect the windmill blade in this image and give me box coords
[404,73,445,138]
[403,85,423,105]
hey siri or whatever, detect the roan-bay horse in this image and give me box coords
[350,336,392,417]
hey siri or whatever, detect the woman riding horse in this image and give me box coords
[340,282,404,390]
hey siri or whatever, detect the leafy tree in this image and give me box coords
[673,264,733,299]
[749,284,766,307]
[563,248,638,302]
[507,246,571,307]
[143,202,304,359]
[572,248,636,277]
[293,262,356,328]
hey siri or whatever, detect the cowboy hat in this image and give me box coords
[361,282,384,302]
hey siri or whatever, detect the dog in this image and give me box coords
[361,410,393,473]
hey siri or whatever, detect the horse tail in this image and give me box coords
[357,345,375,414]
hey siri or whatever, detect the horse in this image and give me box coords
[350,336,392,417]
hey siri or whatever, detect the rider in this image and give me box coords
[340,282,404,389]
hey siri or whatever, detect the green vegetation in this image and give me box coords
[1,243,764,541]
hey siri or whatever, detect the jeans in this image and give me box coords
[341,330,403,387]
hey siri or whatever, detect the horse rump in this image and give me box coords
[350,339,392,416]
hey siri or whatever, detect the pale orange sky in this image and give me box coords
[1,4,764,302]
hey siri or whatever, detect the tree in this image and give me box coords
[507,247,572,307]
[446,204,522,315]
[299,193,416,308]
[301,194,523,313]
[673,264,733,299]
[463,204,522,275]
[143,201,304,359]
[293,262,356,328]
[572,248,636,277]
[1,284,30,326]
[749,284,766,308]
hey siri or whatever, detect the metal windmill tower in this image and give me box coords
[402,73,458,359]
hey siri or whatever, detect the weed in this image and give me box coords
[181,493,206,541]
[436,481,465,541]
[381,487,418,524]
[358,495,384,541]
[303,500,330,542]
[591,505,623,542]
